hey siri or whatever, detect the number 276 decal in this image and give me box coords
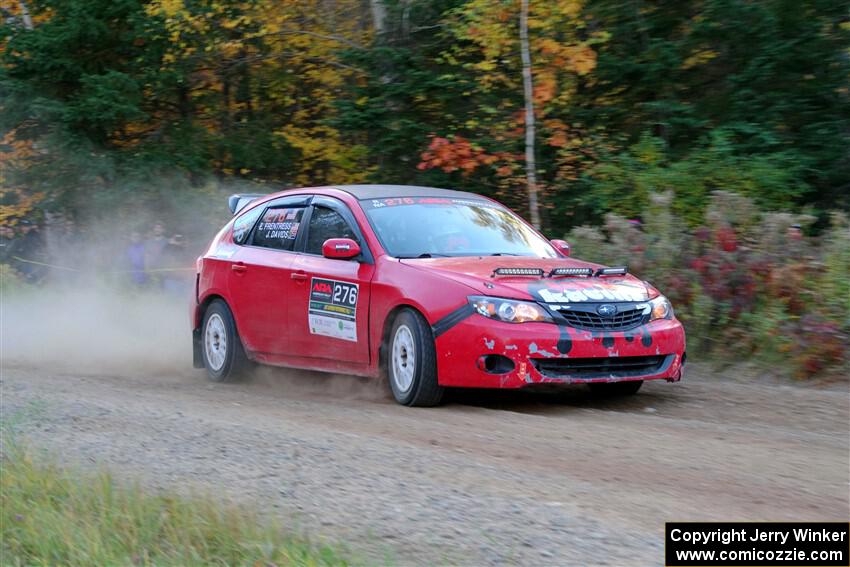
[308,278,359,342]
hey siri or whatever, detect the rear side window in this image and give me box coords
[305,206,357,255]
[251,207,305,251]
[232,205,264,245]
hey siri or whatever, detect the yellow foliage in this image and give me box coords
[0,189,44,230]
[141,0,370,184]
[681,48,719,70]
[157,0,185,17]
[441,0,601,182]
[280,124,371,186]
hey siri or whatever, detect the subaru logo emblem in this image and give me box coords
[597,304,617,317]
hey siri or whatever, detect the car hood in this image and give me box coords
[399,256,657,303]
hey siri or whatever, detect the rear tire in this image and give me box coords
[588,380,643,397]
[387,309,444,407]
[201,299,250,383]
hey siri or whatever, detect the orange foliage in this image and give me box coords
[417,135,519,176]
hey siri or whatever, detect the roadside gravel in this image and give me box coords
[2,363,847,566]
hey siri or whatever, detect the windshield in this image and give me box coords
[362,197,557,258]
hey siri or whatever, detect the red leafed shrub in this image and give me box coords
[565,191,849,379]
[787,315,848,379]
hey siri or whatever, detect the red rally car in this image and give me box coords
[192,185,686,406]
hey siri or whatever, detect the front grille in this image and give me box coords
[552,305,648,331]
[532,355,668,379]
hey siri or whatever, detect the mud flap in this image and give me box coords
[192,328,204,368]
[668,352,686,382]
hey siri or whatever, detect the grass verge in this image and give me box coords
[0,441,354,566]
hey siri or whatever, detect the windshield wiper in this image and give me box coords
[490,252,521,256]
[397,252,451,259]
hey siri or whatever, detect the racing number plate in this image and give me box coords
[308,277,359,342]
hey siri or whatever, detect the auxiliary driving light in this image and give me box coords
[550,267,593,277]
[595,266,628,276]
[492,267,546,277]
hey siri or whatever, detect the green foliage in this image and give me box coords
[575,0,849,215]
[2,0,155,140]
[67,70,146,138]
[820,212,850,322]
[585,133,809,225]
[333,1,473,187]
[1,440,355,566]
[2,0,847,230]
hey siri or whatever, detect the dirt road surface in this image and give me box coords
[3,360,848,566]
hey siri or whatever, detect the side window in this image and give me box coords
[305,206,356,255]
[232,205,263,245]
[251,206,305,251]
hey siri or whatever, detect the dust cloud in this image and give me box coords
[2,180,234,376]
[1,280,393,402]
[1,196,391,401]
[250,364,392,402]
[1,280,397,409]
[2,284,190,375]
[1,180,398,403]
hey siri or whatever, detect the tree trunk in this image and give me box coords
[519,0,541,229]
[400,0,411,38]
[18,0,34,30]
[370,0,386,36]
[221,74,231,133]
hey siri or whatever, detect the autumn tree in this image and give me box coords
[414,0,600,229]
[1,0,846,235]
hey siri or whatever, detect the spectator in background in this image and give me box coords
[127,230,147,286]
[787,223,803,241]
[161,233,190,295]
[785,222,808,260]
[145,221,168,271]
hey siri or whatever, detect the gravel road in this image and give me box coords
[2,359,848,566]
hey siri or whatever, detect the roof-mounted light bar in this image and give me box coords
[492,267,546,277]
[595,266,628,276]
[550,267,593,277]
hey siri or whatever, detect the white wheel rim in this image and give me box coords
[204,313,227,372]
[391,325,416,393]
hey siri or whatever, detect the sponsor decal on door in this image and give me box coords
[308,277,359,342]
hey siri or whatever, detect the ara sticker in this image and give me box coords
[308,277,359,342]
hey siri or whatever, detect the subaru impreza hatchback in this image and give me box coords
[192,185,686,406]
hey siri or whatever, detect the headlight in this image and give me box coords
[469,296,553,324]
[648,295,673,321]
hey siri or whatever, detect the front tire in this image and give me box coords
[387,309,444,407]
[202,299,249,382]
[588,380,643,397]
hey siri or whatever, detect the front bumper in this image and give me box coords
[433,313,686,389]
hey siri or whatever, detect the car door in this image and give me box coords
[227,195,310,356]
[288,196,375,364]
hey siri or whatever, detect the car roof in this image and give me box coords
[330,184,485,201]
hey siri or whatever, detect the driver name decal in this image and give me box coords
[308,277,359,342]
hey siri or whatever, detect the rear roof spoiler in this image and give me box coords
[228,193,266,215]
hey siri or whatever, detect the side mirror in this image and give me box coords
[322,238,361,260]
[551,239,571,257]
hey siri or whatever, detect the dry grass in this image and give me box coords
[1,440,355,566]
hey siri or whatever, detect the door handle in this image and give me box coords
[291,271,307,281]
[231,262,247,273]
